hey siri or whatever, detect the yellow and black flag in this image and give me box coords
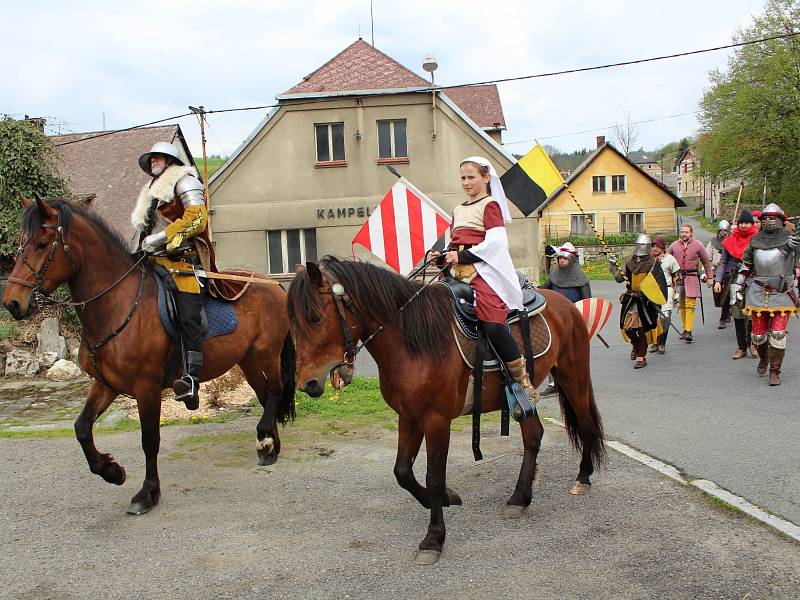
[500,144,564,216]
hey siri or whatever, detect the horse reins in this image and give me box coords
[10,210,148,383]
[318,258,447,372]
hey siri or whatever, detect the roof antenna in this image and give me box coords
[357,16,361,38]
[370,0,375,46]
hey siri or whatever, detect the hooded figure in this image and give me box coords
[540,242,591,302]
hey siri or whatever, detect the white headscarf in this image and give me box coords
[461,156,513,224]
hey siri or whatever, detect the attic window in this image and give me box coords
[315,123,345,164]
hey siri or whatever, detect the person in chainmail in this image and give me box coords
[707,220,731,328]
[539,242,591,393]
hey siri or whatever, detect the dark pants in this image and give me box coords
[174,290,204,354]
[734,318,749,351]
[484,322,521,362]
[720,302,731,322]
[626,329,648,358]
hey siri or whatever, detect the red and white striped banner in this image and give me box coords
[352,179,451,275]
[574,297,613,340]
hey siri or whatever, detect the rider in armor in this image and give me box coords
[609,234,668,368]
[130,142,208,409]
[731,203,800,385]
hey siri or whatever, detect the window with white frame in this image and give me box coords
[315,123,345,163]
[611,175,626,192]
[592,176,606,193]
[377,119,408,159]
[266,229,318,275]
[619,212,643,233]
[571,213,595,235]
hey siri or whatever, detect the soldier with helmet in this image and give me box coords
[130,142,208,409]
[707,219,731,328]
[609,234,668,368]
[731,203,800,385]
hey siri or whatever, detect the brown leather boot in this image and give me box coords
[768,347,784,386]
[755,343,769,376]
[506,357,539,408]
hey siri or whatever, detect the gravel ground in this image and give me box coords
[1,417,798,600]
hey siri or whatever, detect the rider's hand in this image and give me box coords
[444,251,459,265]
[713,282,721,294]
[141,232,166,253]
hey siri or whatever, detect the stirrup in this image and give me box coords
[506,382,537,422]
[173,375,199,410]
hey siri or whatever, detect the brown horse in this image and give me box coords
[2,196,295,514]
[288,257,604,565]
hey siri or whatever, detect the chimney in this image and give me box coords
[596,135,605,149]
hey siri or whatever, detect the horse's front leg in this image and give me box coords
[414,413,452,566]
[127,387,162,515]
[393,416,461,509]
[502,413,544,519]
[74,381,125,485]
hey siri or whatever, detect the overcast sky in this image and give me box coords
[2,0,767,159]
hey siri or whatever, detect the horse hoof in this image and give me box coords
[126,501,152,515]
[257,452,278,467]
[501,504,528,519]
[569,482,591,496]
[414,549,442,566]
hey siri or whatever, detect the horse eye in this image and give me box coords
[309,315,322,325]
[36,240,48,249]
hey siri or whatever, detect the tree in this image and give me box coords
[611,113,639,156]
[697,0,800,211]
[0,117,69,264]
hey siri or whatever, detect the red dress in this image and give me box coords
[449,200,509,324]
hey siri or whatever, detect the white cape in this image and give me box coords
[469,226,524,311]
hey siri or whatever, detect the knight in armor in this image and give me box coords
[130,142,208,409]
[707,220,731,328]
[439,156,537,408]
[731,203,800,385]
[714,210,757,359]
[609,234,668,368]
[539,242,591,395]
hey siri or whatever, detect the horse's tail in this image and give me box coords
[276,334,296,424]
[557,377,606,469]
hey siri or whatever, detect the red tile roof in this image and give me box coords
[442,85,506,130]
[283,39,507,133]
[50,125,193,241]
[284,38,429,94]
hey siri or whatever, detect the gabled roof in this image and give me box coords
[537,142,685,214]
[50,125,194,241]
[283,38,429,95]
[441,85,506,131]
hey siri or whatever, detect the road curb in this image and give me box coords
[543,416,800,543]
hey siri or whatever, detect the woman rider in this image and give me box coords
[439,156,537,406]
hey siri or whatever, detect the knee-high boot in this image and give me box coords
[756,343,769,376]
[768,347,785,386]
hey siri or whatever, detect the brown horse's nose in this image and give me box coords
[303,379,324,398]
[4,300,22,321]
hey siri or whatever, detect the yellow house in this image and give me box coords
[538,137,684,244]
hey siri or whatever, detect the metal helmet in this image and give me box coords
[138,141,184,175]
[555,242,578,261]
[634,233,651,257]
[760,203,785,232]
[717,219,731,232]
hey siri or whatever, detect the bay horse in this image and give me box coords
[2,196,295,514]
[288,257,604,565]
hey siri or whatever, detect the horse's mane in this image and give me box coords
[23,198,135,265]
[288,257,452,358]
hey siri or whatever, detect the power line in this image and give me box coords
[48,30,799,149]
[504,111,699,145]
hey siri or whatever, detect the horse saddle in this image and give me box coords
[153,267,238,341]
[438,272,547,341]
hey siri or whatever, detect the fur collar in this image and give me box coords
[131,165,196,229]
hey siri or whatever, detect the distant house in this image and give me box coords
[676,147,704,209]
[628,151,664,178]
[51,125,194,243]
[209,38,543,279]
[537,136,684,246]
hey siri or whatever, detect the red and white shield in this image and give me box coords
[574,297,613,339]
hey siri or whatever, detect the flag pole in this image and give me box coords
[189,105,212,244]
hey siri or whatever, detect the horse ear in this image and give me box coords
[34,195,55,219]
[18,192,33,208]
[306,262,323,286]
[294,263,305,274]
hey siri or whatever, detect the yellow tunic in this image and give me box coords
[620,271,663,345]
[153,204,208,294]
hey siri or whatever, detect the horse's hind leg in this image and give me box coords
[394,416,461,509]
[74,381,125,485]
[240,352,283,466]
[127,387,162,515]
[502,412,544,519]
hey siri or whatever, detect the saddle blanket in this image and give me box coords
[452,313,552,371]
[154,273,238,341]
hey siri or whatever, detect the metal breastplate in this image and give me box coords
[752,247,789,288]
